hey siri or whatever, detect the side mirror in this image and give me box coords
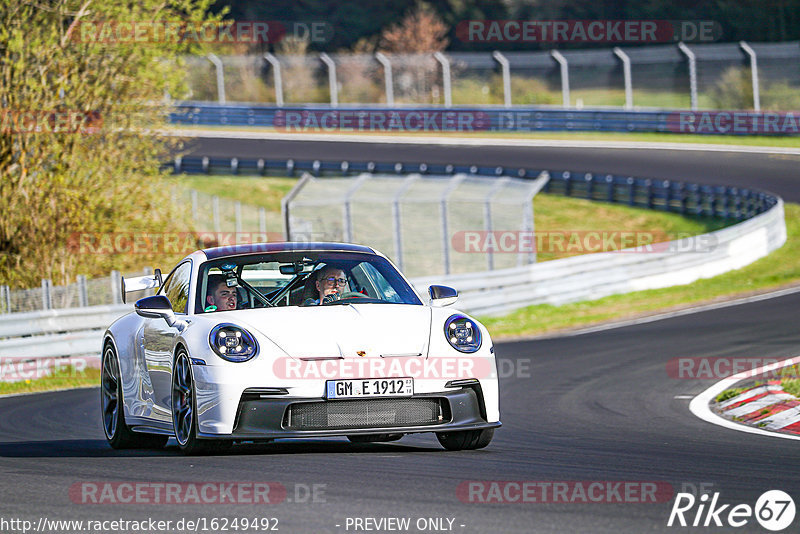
[429,285,458,307]
[135,295,177,327]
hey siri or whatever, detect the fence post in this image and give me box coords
[550,50,570,108]
[739,41,760,111]
[110,271,122,305]
[41,279,52,310]
[191,190,199,222]
[281,173,313,241]
[613,47,633,110]
[343,174,370,243]
[235,201,243,236]
[263,53,284,107]
[433,52,452,108]
[441,174,466,275]
[212,195,221,233]
[392,174,420,273]
[0,285,9,313]
[485,177,510,270]
[77,275,88,307]
[677,42,698,111]
[374,52,394,106]
[259,207,267,235]
[492,51,512,108]
[319,53,338,107]
[206,53,226,104]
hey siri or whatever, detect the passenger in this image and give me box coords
[205,274,238,311]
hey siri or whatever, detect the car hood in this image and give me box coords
[217,304,432,359]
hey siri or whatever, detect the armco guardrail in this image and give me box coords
[0,191,785,367]
[412,198,786,316]
[170,157,775,221]
[170,103,800,136]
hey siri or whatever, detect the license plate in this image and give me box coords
[326,378,414,399]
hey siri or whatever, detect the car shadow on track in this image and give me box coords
[0,438,444,457]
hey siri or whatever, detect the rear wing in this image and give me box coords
[120,269,162,303]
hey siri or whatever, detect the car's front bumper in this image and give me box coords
[197,387,499,440]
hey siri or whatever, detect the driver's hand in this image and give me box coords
[322,293,340,304]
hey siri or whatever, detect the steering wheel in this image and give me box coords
[337,291,368,299]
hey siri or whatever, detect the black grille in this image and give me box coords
[284,398,448,430]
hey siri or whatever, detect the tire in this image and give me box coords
[101,343,168,450]
[436,428,494,451]
[171,349,231,455]
[347,433,404,443]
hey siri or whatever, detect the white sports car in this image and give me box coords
[101,243,500,454]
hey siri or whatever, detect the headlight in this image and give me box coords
[444,314,482,353]
[209,324,258,362]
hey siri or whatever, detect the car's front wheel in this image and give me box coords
[436,428,494,451]
[171,349,231,455]
[101,344,168,450]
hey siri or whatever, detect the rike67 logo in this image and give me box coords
[668,490,795,531]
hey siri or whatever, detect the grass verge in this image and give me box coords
[0,366,100,396]
[481,204,800,339]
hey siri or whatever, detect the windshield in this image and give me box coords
[195,251,422,313]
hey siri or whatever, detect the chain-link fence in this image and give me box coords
[0,270,152,314]
[183,41,800,110]
[284,173,547,279]
[0,189,283,314]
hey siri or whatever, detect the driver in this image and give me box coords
[306,265,348,305]
[205,274,238,311]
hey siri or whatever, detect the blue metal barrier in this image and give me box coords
[167,156,776,221]
[170,102,800,136]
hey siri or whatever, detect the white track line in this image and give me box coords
[168,129,800,156]
[689,355,800,441]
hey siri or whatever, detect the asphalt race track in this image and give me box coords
[1,139,799,533]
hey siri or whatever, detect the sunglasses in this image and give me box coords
[322,277,348,286]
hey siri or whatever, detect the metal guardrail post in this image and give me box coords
[613,47,633,110]
[281,173,313,240]
[433,52,452,108]
[259,207,267,234]
[392,174,420,272]
[484,177,510,270]
[677,42,698,111]
[41,279,52,310]
[374,52,394,106]
[263,53,284,107]
[320,53,338,107]
[110,270,122,305]
[235,201,243,235]
[191,190,199,222]
[0,285,9,313]
[492,51,512,108]
[206,53,226,104]
[343,174,370,243]
[77,275,88,307]
[523,173,550,265]
[441,174,466,275]
[739,41,760,111]
[550,50,570,108]
[212,195,221,233]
